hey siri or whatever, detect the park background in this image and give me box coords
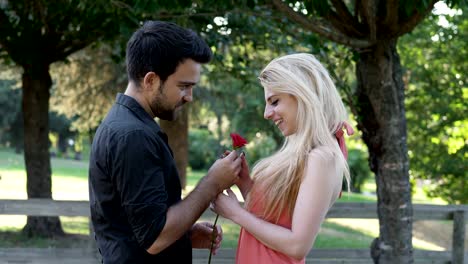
[0,0,466,263]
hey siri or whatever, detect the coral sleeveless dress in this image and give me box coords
[235,122,354,263]
[235,193,305,264]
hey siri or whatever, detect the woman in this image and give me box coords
[212,53,354,263]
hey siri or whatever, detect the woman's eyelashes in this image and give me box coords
[271,99,279,106]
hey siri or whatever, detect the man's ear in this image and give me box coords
[142,72,160,90]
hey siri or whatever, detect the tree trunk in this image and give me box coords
[21,63,64,237]
[160,105,189,188]
[355,40,413,263]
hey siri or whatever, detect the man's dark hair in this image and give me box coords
[126,21,212,84]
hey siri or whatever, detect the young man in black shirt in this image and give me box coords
[89,21,242,263]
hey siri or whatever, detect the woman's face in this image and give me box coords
[263,87,298,137]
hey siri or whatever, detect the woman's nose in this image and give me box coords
[264,105,273,120]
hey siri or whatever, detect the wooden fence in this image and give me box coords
[0,199,466,264]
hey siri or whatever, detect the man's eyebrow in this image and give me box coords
[178,81,197,85]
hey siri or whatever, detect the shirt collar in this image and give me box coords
[115,93,172,149]
[115,93,162,134]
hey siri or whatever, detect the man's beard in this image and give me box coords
[152,82,183,121]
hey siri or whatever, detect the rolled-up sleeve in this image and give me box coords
[111,129,168,249]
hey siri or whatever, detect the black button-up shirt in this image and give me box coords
[89,93,191,263]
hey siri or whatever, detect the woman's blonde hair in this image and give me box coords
[249,53,350,221]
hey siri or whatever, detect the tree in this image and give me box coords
[265,0,464,262]
[0,0,191,237]
[399,2,467,204]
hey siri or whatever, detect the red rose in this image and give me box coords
[230,133,248,149]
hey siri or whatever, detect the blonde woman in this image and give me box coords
[212,53,354,263]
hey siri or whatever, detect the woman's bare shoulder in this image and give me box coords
[308,146,337,163]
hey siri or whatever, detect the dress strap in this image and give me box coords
[334,121,355,159]
[335,122,354,198]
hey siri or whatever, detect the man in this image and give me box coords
[89,21,241,263]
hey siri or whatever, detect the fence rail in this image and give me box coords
[0,199,466,263]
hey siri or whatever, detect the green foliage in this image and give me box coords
[399,4,467,203]
[0,78,22,150]
[188,128,219,170]
[304,1,331,16]
[50,44,124,133]
[347,149,373,193]
[243,133,278,166]
[0,0,199,64]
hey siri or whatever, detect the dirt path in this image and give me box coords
[413,220,468,250]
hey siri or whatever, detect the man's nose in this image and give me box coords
[183,88,193,102]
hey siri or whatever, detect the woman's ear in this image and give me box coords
[142,72,160,91]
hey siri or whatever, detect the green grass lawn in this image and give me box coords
[0,148,453,250]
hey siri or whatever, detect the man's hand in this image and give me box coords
[206,151,241,193]
[216,151,252,199]
[191,222,223,255]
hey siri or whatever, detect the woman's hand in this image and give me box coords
[190,222,223,255]
[211,189,243,221]
[236,155,253,198]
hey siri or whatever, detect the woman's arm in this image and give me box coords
[213,152,341,260]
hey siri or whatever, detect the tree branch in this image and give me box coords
[383,0,399,28]
[157,11,229,19]
[52,33,99,62]
[327,11,365,38]
[395,0,437,37]
[360,0,377,41]
[329,0,365,37]
[272,0,372,49]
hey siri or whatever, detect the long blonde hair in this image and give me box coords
[249,53,350,221]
